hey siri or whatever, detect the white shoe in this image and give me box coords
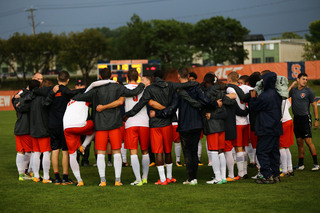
[251,172,263,180]
[206,178,222,184]
[208,161,212,166]
[130,180,143,186]
[311,164,320,171]
[183,179,198,185]
[107,161,112,167]
[294,165,305,170]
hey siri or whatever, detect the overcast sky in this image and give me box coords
[0,0,319,40]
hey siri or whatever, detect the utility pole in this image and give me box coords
[25,7,37,36]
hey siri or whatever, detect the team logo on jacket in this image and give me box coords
[300,93,305,98]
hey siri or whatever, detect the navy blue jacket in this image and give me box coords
[249,72,283,136]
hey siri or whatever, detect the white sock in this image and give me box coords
[42,151,51,180]
[246,144,254,164]
[113,153,122,182]
[16,153,25,174]
[97,154,106,181]
[28,153,33,173]
[24,152,31,171]
[198,139,202,161]
[166,163,173,180]
[243,151,248,175]
[142,154,149,180]
[175,143,181,162]
[32,152,41,178]
[236,152,244,177]
[219,153,226,180]
[286,148,293,171]
[252,148,256,164]
[210,151,221,181]
[206,141,212,163]
[131,155,141,182]
[121,143,127,163]
[157,165,166,182]
[232,148,237,162]
[82,132,95,148]
[280,149,287,173]
[225,151,234,178]
[70,152,82,182]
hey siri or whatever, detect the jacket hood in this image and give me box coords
[262,72,277,90]
[153,77,168,88]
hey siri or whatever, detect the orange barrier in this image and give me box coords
[0,90,19,111]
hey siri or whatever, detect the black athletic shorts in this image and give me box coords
[293,115,312,139]
[49,127,68,151]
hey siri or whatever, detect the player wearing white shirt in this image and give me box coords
[226,72,250,179]
[279,99,294,177]
[124,69,150,186]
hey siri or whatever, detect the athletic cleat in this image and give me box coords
[206,178,223,184]
[18,174,31,181]
[42,179,52,184]
[99,181,107,187]
[54,179,62,185]
[107,161,112,167]
[130,180,143,186]
[77,181,84,186]
[233,176,241,180]
[79,146,85,155]
[62,179,74,185]
[176,161,183,167]
[288,171,294,176]
[240,174,249,179]
[155,179,168,185]
[226,177,236,182]
[32,177,41,183]
[256,176,274,184]
[198,161,204,166]
[311,164,320,171]
[115,181,123,186]
[122,162,128,167]
[183,179,198,185]
[149,162,156,167]
[25,172,33,178]
[273,176,281,183]
[251,172,263,180]
[221,179,228,184]
[280,173,287,177]
[142,179,148,184]
[166,177,177,183]
[293,165,305,170]
[208,161,212,166]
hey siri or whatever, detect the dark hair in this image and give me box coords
[261,70,271,75]
[248,72,261,87]
[178,67,189,79]
[153,69,165,79]
[127,69,139,82]
[297,73,308,79]
[203,73,217,87]
[216,81,226,90]
[99,68,111,80]
[43,79,54,87]
[189,72,197,80]
[239,75,249,83]
[29,79,40,90]
[58,71,70,82]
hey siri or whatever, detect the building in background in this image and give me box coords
[244,39,307,64]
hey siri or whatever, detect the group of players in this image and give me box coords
[13,67,319,186]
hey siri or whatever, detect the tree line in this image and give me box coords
[0,15,249,83]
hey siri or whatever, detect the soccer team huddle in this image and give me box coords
[13,67,320,186]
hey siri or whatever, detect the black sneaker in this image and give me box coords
[255,176,274,184]
[288,171,294,176]
[54,179,62,185]
[241,174,249,179]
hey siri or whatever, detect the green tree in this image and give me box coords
[271,32,303,40]
[303,20,320,61]
[193,16,249,65]
[58,29,109,83]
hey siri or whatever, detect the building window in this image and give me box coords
[266,57,274,63]
[252,44,261,51]
[252,58,261,64]
[265,43,274,50]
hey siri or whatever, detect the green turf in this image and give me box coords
[1,110,320,213]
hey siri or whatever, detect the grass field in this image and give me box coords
[1,110,320,213]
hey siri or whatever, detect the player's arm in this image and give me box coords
[288,81,297,93]
[179,89,203,109]
[43,85,59,107]
[148,99,165,110]
[32,86,51,97]
[226,84,250,101]
[72,89,95,102]
[169,81,198,91]
[249,92,268,112]
[311,101,319,129]
[63,86,86,99]
[96,97,125,112]
[153,92,179,119]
